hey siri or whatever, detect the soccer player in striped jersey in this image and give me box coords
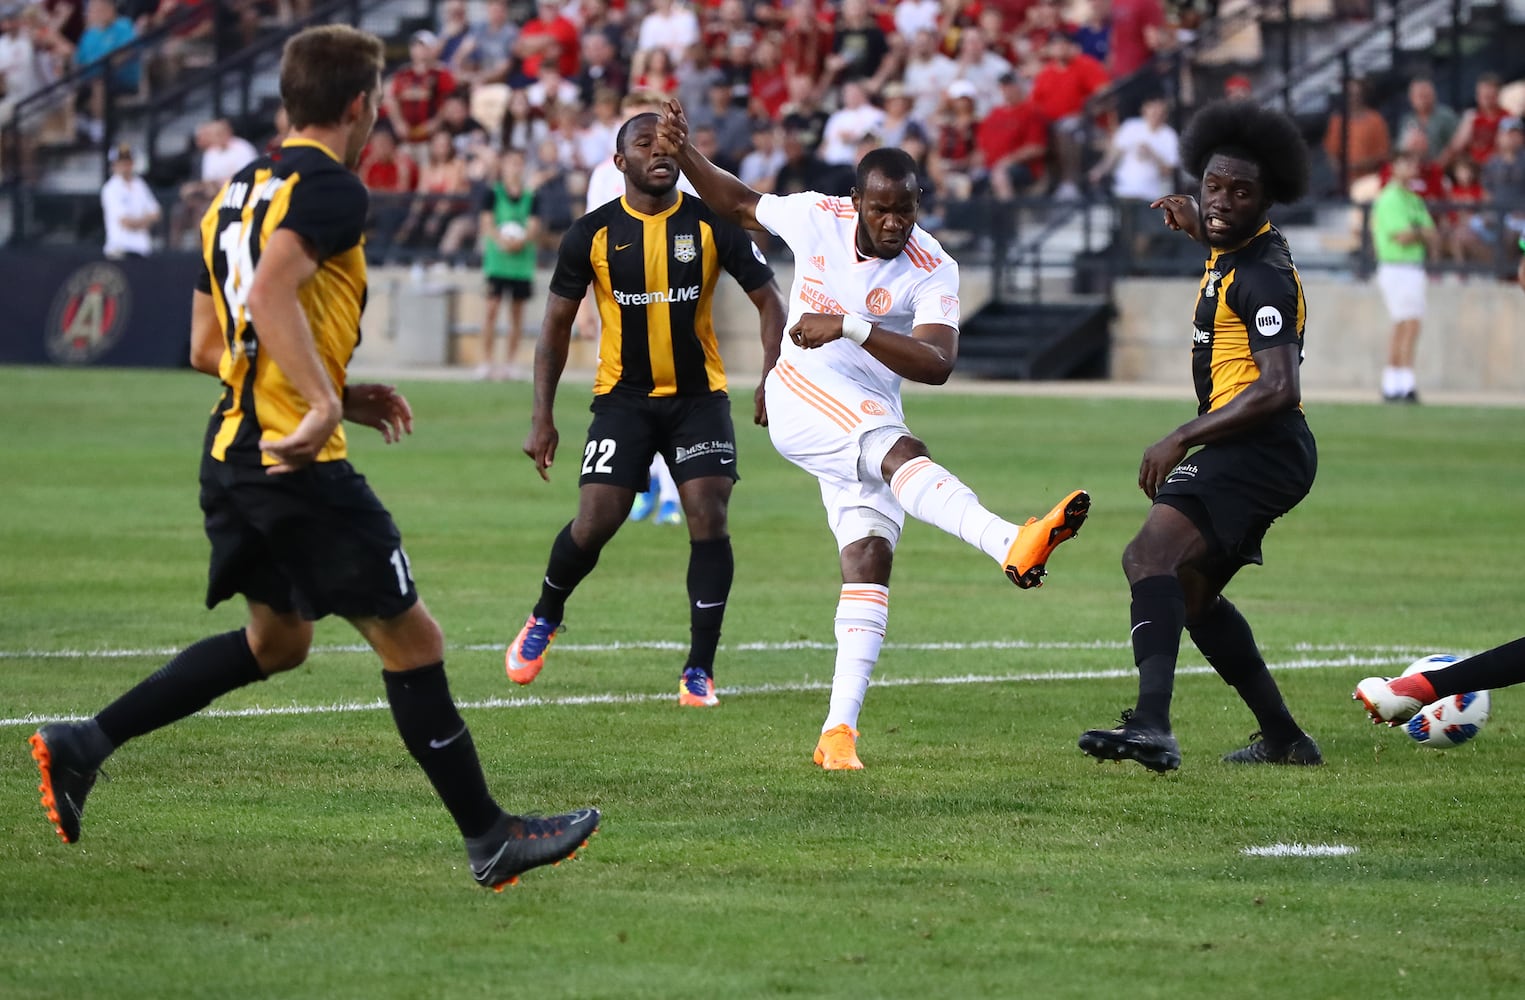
[507,111,787,707]
[27,26,597,890]
[1079,100,1322,773]
[656,97,1089,770]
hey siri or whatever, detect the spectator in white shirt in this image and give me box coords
[1087,93,1180,256]
[953,30,1012,117]
[101,143,160,258]
[901,29,959,126]
[170,118,258,249]
[636,0,698,64]
[893,0,941,41]
[819,81,886,166]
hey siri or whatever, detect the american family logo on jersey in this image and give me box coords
[1254,306,1284,337]
[674,440,736,464]
[673,234,696,263]
[798,278,847,315]
[612,285,701,306]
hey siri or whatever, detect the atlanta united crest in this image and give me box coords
[673,233,696,263]
[46,262,131,364]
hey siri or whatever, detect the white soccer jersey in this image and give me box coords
[754,191,961,402]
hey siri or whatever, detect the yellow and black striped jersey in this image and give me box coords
[1190,221,1306,416]
[550,192,774,398]
[197,138,368,465]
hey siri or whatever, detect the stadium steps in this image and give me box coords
[955,299,1112,381]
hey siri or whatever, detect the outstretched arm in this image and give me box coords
[657,98,765,232]
[1150,194,1204,245]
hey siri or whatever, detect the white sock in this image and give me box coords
[651,456,679,503]
[1397,368,1417,395]
[888,457,1018,563]
[822,584,889,733]
[1381,367,1400,397]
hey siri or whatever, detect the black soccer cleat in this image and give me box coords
[1078,709,1182,773]
[467,807,601,891]
[1221,732,1323,766]
[28,722,104,844]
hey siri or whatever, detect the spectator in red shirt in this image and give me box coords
[702,0,756,58]
[357,123,418,259]
[932,79,983,200]
[1106,0,1167,118]
[631,46,680,96]
[383,30,458,145]
[749,36,790,120]
[1448,72,1508,167]
[780,0,834,81]
[1030,31,1109,198]
[516,0,579,79]
[977,71,1048,199]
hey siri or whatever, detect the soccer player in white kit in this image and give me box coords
[658,98,1091,769]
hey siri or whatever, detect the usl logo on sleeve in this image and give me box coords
[1254,306,1284,337]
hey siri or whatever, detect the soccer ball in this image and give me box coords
[1399,654,1491,749]
[498,220,526,243]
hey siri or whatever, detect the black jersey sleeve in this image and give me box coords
[195,258,212,294]
[1228,261,1301,353]
[547,216,596,300]
[712,215,774,293]
[276,169,368,261]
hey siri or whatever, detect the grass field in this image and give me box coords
[4,365,1525,999]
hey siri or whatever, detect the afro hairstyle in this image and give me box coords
[1179,99,1310,205]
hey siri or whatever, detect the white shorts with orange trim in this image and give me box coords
[765,358,911,550]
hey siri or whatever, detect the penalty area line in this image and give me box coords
[1,654,1403,728]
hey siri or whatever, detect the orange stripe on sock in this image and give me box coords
[777,361,859,430]
[889,456,934,496]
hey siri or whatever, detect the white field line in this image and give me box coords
[0,639,1453,660]
[0,647,1434,729]
[1242,843,1360,858]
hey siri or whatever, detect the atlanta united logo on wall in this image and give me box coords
[46,262,131,363]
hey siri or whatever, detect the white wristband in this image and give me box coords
[840,315,872,345]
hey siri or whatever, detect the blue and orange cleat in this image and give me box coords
[506,615,560,685]
[678,666,719,707]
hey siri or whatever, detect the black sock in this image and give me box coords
[1187,597,1302,745]
[532,522,600,623]
[1130,575,1185,728]
[1427,636,1525,699]
[383,662,500,840]
[684,536,733,676]
[95,629,266,750]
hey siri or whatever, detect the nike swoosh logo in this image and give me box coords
[470,841,509,880]
[429,725,468,750]
[1130,620,1152,637]
[719,458,734,465]
[544,576,569,591]
[614,242,632,251]
[696,600,726,609]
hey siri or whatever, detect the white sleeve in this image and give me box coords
[753,191,818,245]
[910,259,962,332]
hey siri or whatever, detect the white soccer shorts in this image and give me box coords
[1375,262,1426,323]
[765,358,912,550]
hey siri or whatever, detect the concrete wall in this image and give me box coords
[356,261,993,375]
[1112,275,1525,395]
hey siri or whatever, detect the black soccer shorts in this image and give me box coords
[1153,411,1317,566]
[200,455,418,621]
[579,391,740,490]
